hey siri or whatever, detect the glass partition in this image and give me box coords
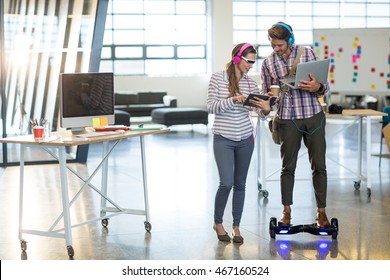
[0,0,107,165]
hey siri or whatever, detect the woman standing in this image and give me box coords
[207,43,271,243]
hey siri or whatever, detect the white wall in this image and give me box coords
[113,0,236,109]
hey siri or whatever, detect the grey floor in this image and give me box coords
[0,115,390,260]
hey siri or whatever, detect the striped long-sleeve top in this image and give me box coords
[207,70,265,141]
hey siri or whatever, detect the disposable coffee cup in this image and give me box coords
[321,103,328,113]
[33,126,44,140]
[270,85,280,96]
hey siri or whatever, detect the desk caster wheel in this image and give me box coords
[331,218,338,239]
[67,245,74,257]
[354,180,361,190]
[20,240,27,251]
[258,183,269,198]
[269,217,277,239]
[101,218,109,227]
[144,221,152,232]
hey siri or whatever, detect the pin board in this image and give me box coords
[313,28,390,93]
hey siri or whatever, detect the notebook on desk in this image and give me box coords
[130,124,164,131]
[281,59,330,89]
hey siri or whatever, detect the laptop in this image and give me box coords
[281,59,330,89]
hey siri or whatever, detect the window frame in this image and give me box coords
[100,0,208,76]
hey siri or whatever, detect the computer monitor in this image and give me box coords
[59,72,115,132]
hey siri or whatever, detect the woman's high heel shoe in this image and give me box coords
[232,227,244,244]
[213,225,231,242]
[232,235,244,244]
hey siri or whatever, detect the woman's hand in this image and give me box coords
[232,95,247,104]
[250,96,271,114]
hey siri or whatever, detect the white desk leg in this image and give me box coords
[256,119,261,188]
[19,145,25,249]
[257,120,269,198]
[58,146,74,257]
[366,116,372,195]
[260,121,268,197]
[140,135,151,231]
[100,141,109,217]
[358,117,363,177]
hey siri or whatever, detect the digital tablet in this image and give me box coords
[243,94,276,107]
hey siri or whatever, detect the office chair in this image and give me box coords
[379,106,390,167]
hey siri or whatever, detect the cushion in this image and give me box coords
[115,93,138,105]
[151,108,208,126]
[114,110,131,126]
[138,91,167,104]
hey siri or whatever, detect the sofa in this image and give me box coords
[114,91,177,117]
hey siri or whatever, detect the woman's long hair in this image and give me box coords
[225,43,256,98]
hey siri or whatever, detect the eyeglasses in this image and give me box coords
[241,56,256,64]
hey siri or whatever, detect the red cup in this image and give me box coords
[33,126,44,140]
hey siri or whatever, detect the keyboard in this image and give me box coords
[75,131,123,138]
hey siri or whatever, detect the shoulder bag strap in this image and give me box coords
[276,46,304,114]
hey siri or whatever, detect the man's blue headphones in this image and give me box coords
[273,22,295,45]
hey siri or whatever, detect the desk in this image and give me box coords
[256,109,387,198]
[335,91,390,109]
[0,128,168,257]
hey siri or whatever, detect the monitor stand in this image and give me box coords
[70,127,89,135]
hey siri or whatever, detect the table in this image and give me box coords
[256,109,387,198]
[0,128,169,257]
[336,91,390,110]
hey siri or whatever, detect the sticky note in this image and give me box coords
[100,117,108,126]
[92,118,101,128]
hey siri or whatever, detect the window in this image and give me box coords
[1,0,103,164]
[100,0,207,76]
[233,0,390,72]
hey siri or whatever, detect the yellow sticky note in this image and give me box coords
[92,118,101,128]
[100,117,108,126]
